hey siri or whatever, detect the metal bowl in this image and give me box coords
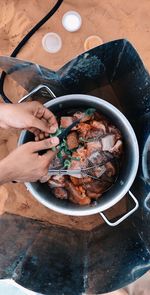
[18,93,139,224]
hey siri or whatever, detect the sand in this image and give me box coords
[0,0,150,227]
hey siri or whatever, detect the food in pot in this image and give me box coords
[48,109,123,205]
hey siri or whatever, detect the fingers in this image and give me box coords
[40,149,58,183]
[41,107,58,133]
[31,137,59,152]
[31,117,51,134]
[34,118,50,140]
[42,148,57,161]
[40,174,51,183]
[28,128,47,141]
[34,105,58,134]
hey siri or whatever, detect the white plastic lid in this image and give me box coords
[62,11,82,32]
[42,32,62,53]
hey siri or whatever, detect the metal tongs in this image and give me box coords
[48,165,107,179]
[48,168,82,177]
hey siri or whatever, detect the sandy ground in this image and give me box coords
[0,0,150,293]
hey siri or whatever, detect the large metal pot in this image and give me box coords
[18,85,139,226]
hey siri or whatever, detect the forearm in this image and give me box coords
[0,157,14,184]
[0,104,9,129]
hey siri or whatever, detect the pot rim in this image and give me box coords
[18,94,139,216]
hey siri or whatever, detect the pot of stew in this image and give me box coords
[18,85,139,226]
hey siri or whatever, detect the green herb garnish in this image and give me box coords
[64,159,71,168]
[84,108,96,116]
[50,127,63,137]
[57,150,64,159]
[70,148,78,152]
[65,149,72,155]
[68,156,80,161]
[59,139,67,149]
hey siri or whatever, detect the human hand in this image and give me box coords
[0,101,58,139]
[0,137,59,184]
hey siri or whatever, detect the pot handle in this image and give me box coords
[99,190,139,227]
[18,84,56,103]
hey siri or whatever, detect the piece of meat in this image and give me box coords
[105,162,116,177]
[91,120,107,134]
[70,176,92,186]
[86,191,101,199]
[73,111,93,122]
[86,141,102,155]
[110,139,123,156]
[60,116,73,128]
[93,165,106,178]
[108,125,122,140]
[70,176,81,186]
[85,180,111,195]
[85,180,103,193]
[69,151,83,178]
[88,151,108,165]
[77,123,91,138]
[101,134,116,151]
[52,175,66,184]
[53,187,68,199]
[78,121,107,141]
[73,147,87,164]
[80,177,92,183]
[48,175,65,188]
[67,131,78,149]
[49,155,62,169]
[86,129,104,139]
[65,181,91,205]
[48,180,62,188]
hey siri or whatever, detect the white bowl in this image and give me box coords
[62,11,82,32]
[42,32,62,53]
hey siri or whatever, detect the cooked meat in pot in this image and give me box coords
[47,108,123,205]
